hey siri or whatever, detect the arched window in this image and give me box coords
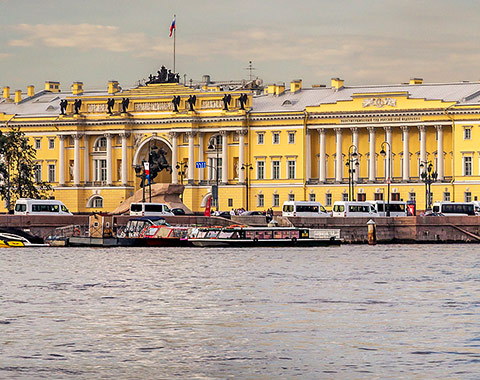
[87,196,103,208]
[94,137,107,151]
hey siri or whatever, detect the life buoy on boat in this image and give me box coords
[73,227,81,236]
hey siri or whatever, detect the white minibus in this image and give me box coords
[282,201,330,217]
[432,202,475,216]
[14,198,73,215]
[129,202,174,216]
[371,201,407,217]
[332,201,378,217]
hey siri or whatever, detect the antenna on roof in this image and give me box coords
[244,61,256,81]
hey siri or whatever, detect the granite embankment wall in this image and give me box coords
[2,214,480,243]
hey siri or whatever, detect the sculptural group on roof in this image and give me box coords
[146,65,180,84]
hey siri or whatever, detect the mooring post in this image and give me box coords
[367,219,377,245]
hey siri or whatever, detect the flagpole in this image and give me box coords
[173,14,176,73]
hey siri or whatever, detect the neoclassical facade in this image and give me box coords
[1,76,480,213]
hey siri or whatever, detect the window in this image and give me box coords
[325,193,332,206]
[92,197,103,208]
[272,132,280,144]
[409,192,416,202]
[391,193,401,201]
[342,193,348,201]
[273,194,280,207]
[48,164,56,183]
[94,137,107,151]
[288,193,295,202]
[257,161,265,180]
[464,127,472,140]
[465,192,472,202]
[288,132,295,144]
[35,138,41,150]
[48,138,55,149]
[95,159,107,182]
[257,194,264,207]
[34,164,42,183]
[443,192,451,202]
[257,133,264,144]
[357,193,366,202]
[309,193,316,202]
[287,160,296,179]
[374,192,384,201]
[228,198,233,207]
[464,156,473,176]
[272,160,280,179]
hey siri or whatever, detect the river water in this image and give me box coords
[1,244,480,379]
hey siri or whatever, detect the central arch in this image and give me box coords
[133,136,173,185]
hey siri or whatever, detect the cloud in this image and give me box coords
[0,53,11,61]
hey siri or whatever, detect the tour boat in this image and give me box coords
[188,225,342,247]
[0,228,47,248]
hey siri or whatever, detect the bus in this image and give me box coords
[282,201,330,217]
[371,201,407,217]
[332,201,378,217]
[14,199,73,215]
[432,202,476,216]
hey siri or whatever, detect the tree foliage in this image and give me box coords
[0,127,52,210]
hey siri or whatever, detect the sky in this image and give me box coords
[1,0,480,93]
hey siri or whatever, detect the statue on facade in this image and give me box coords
[145,65,181,84]
[238,93,248,110]
[60,99,68,115]
[121,97,130,113]
[187,95,196,111]
[172,95,181,112]
[107,98,115,114]
[222,94,232,111]
[74,99,82,114]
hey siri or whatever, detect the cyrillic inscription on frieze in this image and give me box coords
[134,102,173,112]
[362,98,397,108]
[201,100,223,109]
[87,104,108,113]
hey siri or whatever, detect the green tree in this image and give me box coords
[0,127,52,211]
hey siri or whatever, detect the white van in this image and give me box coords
[332,201,378,217]
[432,202,475,216]
[282,201,330,217]
[371,201,407,217]
[129,202,174,216]
[14,198,73,215]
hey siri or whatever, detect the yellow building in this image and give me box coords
[1,75,480,213]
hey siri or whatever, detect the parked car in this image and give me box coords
[171,208,186,215]
[213,211,231,219]
[239,210,266,216]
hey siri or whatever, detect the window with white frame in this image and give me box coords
[464,126,472,140]
[272,132,280,144]
[443,191,450,202]
[273,193,280,207]
[465,191,472,202]
[272,160,280,179]
[48,164,56,183]
[342,193,348,201]
[257,194,264,207]
[88,196,104,208]
[464,156,473,176]
[35,138,41,150]
[257,161,265,180]
[325,193,332,207]
[309,193,316,202]
[288,193,295,202]
[94,159,107,182]
[287,160,296,179]
[34,164,42,183]
[409,192,416,202]
[48,138,55,149]
[257,133,264,145]
[288,132,295,144]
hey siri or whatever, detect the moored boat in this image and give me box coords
[188,225,342,247]
[0,228,47,248]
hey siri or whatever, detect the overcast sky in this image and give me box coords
[1,0,479,92]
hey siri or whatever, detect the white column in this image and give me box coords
[335,128,343,182]
[121,133,128,185]
[188,132,195,183]
[106,133,113,185]
[318,128,326,182]
[170,132,178,184]
[83,135,89,184]
[198,132,204,183]
[368,127,376,182]
[351,127,359,181]
[221,131,228,184]
[385,126,393,180]
[73,134,81,186]
[59,135,65,185]
[402,126,410,181]
[305,129,311,182]
[419,126,427,165]
[238,130,246,183]
[436,125,444,180]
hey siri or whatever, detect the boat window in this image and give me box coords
[218,232,233,238]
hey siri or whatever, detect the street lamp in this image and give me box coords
[175,161,188,201]
[208,138,221,211]
[420,160,438,211]
[240,163,253,210]
[380,141,392,216]
[345,145,358,201]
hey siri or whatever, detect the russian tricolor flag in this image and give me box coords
[169,16,176,37]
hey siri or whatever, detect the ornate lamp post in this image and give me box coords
[420,160,438,211]
[208,138,221,211]
[345,145,358,201]
[240,163,253,210]
[380,141,392,216]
